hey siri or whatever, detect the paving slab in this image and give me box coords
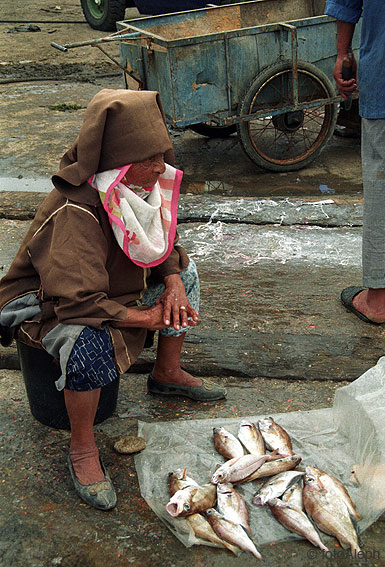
[1,204,384,382]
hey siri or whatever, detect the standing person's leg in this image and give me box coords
[143,259,226,400]
[341,119,385,323]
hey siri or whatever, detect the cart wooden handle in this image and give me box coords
[50,31,143,52]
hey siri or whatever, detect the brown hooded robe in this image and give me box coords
[0,89,189,383]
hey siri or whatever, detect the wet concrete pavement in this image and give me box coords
[0,77,363,199]
[1,8,385,565]
[1,366,384,567]
[2,133,385,567]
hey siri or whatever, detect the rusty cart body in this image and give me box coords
[116,0,361,171]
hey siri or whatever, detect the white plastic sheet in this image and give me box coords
[135,358,385,548]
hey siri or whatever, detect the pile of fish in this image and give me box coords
[165,417,362,560]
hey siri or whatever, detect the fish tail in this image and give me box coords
[222,540,240,555]
[251,547,263,560]
[350,541,362,555]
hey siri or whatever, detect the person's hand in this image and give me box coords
[156,273,199,331]
[142,303,173,331]
[333,53,357,99]
[117,303,170,330]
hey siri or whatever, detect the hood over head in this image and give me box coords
[52,89,174,203]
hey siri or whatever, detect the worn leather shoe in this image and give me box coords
[67,455,117,510]
[147,373,227,401]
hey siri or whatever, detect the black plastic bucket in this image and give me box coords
[17,341,120,430]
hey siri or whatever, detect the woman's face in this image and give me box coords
[124,153,166,188]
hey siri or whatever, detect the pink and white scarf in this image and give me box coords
[89,163,183,268]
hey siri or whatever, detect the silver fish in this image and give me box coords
[238,420,265,456]
[268,498,329,551]
[253,470,304,506]
[257,417,294,455]
[166,483,216,518]
[242,454,302,483]
[281,478,304,511]
[318,468,362,521]
[303,466,361,554]
[206,508,263,560]
[211,451,281,485]
[186,513,239,554]
[217,482,250,534]
[213,427,244,460]
[168,468,198,497]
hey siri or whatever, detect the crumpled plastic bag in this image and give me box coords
[134,357,385,548]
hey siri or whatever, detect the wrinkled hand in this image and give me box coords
[333,53,357,99]
[142,303,173,331]
[119,303,172,331]
[156,273,199,331]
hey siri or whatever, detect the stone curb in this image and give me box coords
[0,191,364,227]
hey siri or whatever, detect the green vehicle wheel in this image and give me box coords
[80,0,128,31]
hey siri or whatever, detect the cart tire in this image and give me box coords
[189,123,237,138]
[80,0,127,31]
[237,61,338,172]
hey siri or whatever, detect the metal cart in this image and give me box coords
[53,0,361,171]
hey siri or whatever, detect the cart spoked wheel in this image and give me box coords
[80,0,128,31]
[189,122,237,138]
[237,61,338,172]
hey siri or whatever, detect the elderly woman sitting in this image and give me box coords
[0,89,226,511]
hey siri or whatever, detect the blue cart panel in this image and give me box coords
[115,0,362,171]
[117,0,361,127]
[51,1,361,171]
